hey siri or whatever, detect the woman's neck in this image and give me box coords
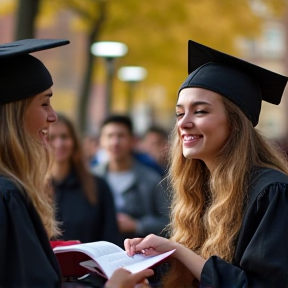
[51,161,71,182]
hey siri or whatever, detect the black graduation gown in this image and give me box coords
[0,176,62,288]
[201,168,288,288]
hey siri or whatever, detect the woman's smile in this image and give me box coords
[182,134,203,147]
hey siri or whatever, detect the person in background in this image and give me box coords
[48,113,121,246]
[82,132,100,168]
[91,115,170,244]
[137,126,169,176]
[0,39,69,288]
[125,40,288,288]
[85,130,164,177]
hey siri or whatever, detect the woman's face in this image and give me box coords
[25,88,57,146]
[49,121,75,163]
[176,87,231,170]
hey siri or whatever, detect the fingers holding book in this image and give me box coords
[124,234,176,257]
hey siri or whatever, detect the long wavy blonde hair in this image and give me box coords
[163,97,288,288]
[0,98,60,239]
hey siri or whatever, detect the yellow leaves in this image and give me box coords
[39,0,104,32]
[11,0,286,124]
[0,0,17,15]
[70,17,90,32]
[50,89,77,117]
[184,0,260,47]
[37,0,62,28]
[250,0,287,17]
[95,0,286,119]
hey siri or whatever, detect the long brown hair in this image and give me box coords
[51,113,97,204]
[0,98,59,239]
[163,97,288,287]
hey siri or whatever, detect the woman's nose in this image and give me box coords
[184,121,193,128]
[178,115,194,129]
[47,109,58,123]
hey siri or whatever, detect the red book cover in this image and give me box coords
[50,240,91,278]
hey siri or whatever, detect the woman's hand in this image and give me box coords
[124,234,206,281]
[105,268,153,288]
[124,234,176,257]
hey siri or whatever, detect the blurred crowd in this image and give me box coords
[48,113,172,247]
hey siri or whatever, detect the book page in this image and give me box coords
[53,241,123,260]
[79,260,108,278]
[80,249,175,279]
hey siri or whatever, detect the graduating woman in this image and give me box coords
[0,39,153,288]
[0,39,69,287]
[124,40,288,288]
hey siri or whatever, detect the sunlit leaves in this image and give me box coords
[0,0,17,15]
[3,0,287,119]
[39,0,104,30]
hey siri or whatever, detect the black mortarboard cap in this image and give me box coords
[179,40,288,126]
[0,39,70,105]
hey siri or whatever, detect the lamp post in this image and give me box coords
[117,66,147,114]
[91,41,128,116]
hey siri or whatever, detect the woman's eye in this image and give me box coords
[195,110,207,114]
[60,134,69,140]
[175,112,184,118]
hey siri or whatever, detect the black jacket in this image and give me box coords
[0,176,62,288]
[53,169,121,246]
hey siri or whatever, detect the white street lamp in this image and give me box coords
[118,66,147,82]
[91,41,128,59]
[91,41,128,115]
[117,66,147,114]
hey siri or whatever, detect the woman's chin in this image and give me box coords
[31,133,48,147]
[183,152,195,159]
[183,152,201,161]
[35,132,48,145]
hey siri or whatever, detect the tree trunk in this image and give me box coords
[14,0,40,40]
[78,34,97,134]
[77,0,107,134]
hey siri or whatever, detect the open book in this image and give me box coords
[53,241,175,279]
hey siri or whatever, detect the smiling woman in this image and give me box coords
[176,88,230,171]
[25,88,57,146]
[124,40,288,288]
[0,39,69,288]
